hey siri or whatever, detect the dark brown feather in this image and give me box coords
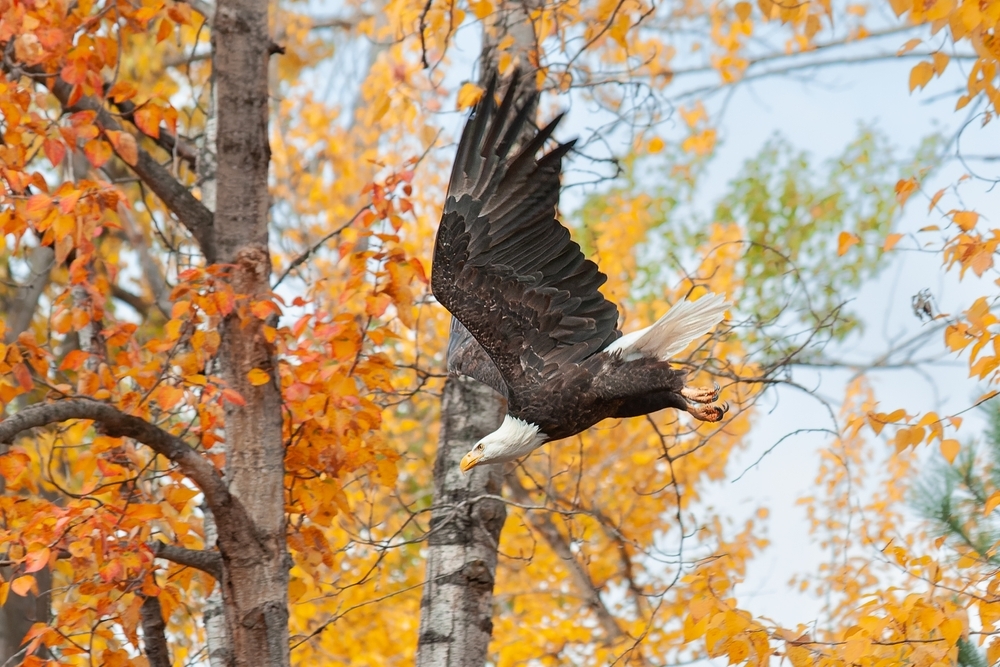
[432,71,621,399]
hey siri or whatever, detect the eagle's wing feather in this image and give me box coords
[446,317,509,400]
[433,72,621,395]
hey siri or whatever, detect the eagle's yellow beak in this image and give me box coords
[460,449,483,473]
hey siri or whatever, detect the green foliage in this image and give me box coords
[912,400,1000,563]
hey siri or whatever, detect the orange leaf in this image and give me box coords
[951,210,979,231]
[221,388,246,406]
[106,130,138,166]
[895,177,917,205]
[940,438,960,464]
[59,349,90,371]
[11,575,35,597]
[250,300,282,319]
[0,450,30,482]
[734,1,752,20]
[82,139,112,168]
[897,38,922,55]
[837,231,860,256]
[928,187,945,211]
[156,17,174,42]
[156,385,185,411]
[106,81,137,103]
[133,105,161,138]
[25,193,53,216]
[883,233,903,251]
[247,368,270,386]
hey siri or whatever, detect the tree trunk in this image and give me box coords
[211,0,290,665]
[416,376,507,667]
[416,6,540,666]
[0,246,54,664]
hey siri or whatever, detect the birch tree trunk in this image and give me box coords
[0,246,54,663]
[416,6,539,666]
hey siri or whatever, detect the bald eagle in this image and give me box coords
[432,72,730,473]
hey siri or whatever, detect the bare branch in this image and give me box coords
[151,541,222,580]
[272,208,366,289]
[0,399,227,505]
[140,593,172,667]
[3,244,54,342]
[116,203,173,318]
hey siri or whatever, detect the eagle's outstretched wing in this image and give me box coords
[432,71,621,397]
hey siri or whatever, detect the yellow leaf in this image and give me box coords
[909,61,934,91]
[648,137,665,153]
[457,82,484,110]
[837,231,860,256]
[932,51,949,75]
[897,38,922,55]
[988,636,1000,666]
[940,438,960,463]
[986,491,1000,515]
[940,617,962,645]
[734,1,752,20]
[247,368,270,386]
[470,0,493,19]
[883,233,903,251]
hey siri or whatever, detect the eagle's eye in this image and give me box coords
[476,443,484,451]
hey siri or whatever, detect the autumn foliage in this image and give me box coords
[1,0,1000,664]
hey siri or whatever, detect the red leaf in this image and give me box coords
[221,388,246,406]
[43,139,66,167]
[23,547,50,574]
[12,362,33,391]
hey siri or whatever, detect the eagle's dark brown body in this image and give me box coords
[432,72,727,469]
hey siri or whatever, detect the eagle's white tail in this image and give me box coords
[605,293,729,361]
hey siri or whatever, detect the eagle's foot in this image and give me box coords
[681,382,721,404]
[687,401,729,422]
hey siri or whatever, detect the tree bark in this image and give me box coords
[416,7,540,666]
[416,376,507,667]
[140,594,172,667]
[211,0,289,665]
[0,247,54,664]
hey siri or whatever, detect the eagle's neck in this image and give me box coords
[482,415,548,463]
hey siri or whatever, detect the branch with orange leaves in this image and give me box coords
[0,399,227,507]
[0,52,217,262]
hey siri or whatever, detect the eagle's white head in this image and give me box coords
[460,415,548,472]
